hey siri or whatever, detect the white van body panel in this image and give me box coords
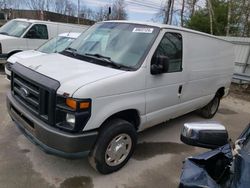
[0,35,28,53]
[12,21,234,133]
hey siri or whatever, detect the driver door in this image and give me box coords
[145,30,187,128]
[24,24,49,50]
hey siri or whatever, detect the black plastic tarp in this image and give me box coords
[179,144,233,188]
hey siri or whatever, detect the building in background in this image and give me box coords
[220,36,250,84]
[0,9,94,26]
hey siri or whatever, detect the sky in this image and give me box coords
[78,0,206,23]
[77,0,163,21]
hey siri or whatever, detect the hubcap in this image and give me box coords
[105,133,132,166]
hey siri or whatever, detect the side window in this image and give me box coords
[24,24,48,39]
[152,32,183,73]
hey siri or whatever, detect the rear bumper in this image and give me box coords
[7,91,98,158]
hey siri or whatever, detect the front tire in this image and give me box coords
[88,119,137,174]
[199,94,220,119]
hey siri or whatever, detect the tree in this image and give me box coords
[25,0,46,10]
[180,0,185,26]
[207,0,214,34]
[226,0,231,36]
[110,0,127,20]
[186,0,229,36]
[164,0,172,24]
[94,6,109,21]
[80,5,95,20]
[185,0,250,37]
[187,0,199,17]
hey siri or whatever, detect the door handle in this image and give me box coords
[178,85,183,97]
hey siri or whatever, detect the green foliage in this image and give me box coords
[185,10,211,34]
[185,0,228,36]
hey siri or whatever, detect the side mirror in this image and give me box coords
[181,122,229,149]
[151,55,169,75]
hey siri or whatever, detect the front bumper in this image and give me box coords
[7,91,98,158]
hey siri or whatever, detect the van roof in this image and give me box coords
[103,20,228,42]
[13,18,88,28]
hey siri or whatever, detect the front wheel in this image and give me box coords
[88,119,137,174]
[199,94,220,119]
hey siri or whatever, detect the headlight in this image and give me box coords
[66,113,75,127]
[55,96,91,132]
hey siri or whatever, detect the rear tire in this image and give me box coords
[88,119,137,174]
[199,94,220,119]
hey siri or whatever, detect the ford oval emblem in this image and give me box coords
[20,87,29,98]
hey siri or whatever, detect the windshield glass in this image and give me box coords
[38,36,75,53]
[68,22,159,68]
[0,20,31,37]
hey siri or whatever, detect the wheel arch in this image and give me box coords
[7,50,22,58]
[100,109,141,131]
[216,87,225,99]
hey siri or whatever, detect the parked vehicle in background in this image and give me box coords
[180,122,250,188]
[7,21,234,174]
[0,12,7,27]
[0,18,88,64]
[5,32,81,80]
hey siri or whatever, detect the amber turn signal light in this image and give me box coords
[66,98,90,110]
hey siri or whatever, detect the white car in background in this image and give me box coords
[5,32,81,80]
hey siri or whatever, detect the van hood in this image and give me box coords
[8,50,44,64]
[17,53,126,96]
[0,34,16,40]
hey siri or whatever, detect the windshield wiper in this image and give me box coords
[0,32,9,36]
[84,53,132,70]
[65,47,78,56]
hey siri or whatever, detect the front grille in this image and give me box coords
[13,73,50,121]
[11,63,60,125]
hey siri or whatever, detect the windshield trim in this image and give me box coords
[20,23,33,38]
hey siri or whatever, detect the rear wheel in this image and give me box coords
[199,94,220,119]
[88,119,137,174]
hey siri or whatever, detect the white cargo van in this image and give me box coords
[7,21,234,174]
[0,19,88,64]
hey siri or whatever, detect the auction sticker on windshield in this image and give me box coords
[132,28,154,33]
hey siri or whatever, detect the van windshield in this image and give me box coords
[38,36,76,53]
[67,22,159,69]
[0,20,31,37]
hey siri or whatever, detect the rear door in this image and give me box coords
[24,24,49,50]
[145,30,187,128]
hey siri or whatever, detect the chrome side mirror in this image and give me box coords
[181,122,229,149]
